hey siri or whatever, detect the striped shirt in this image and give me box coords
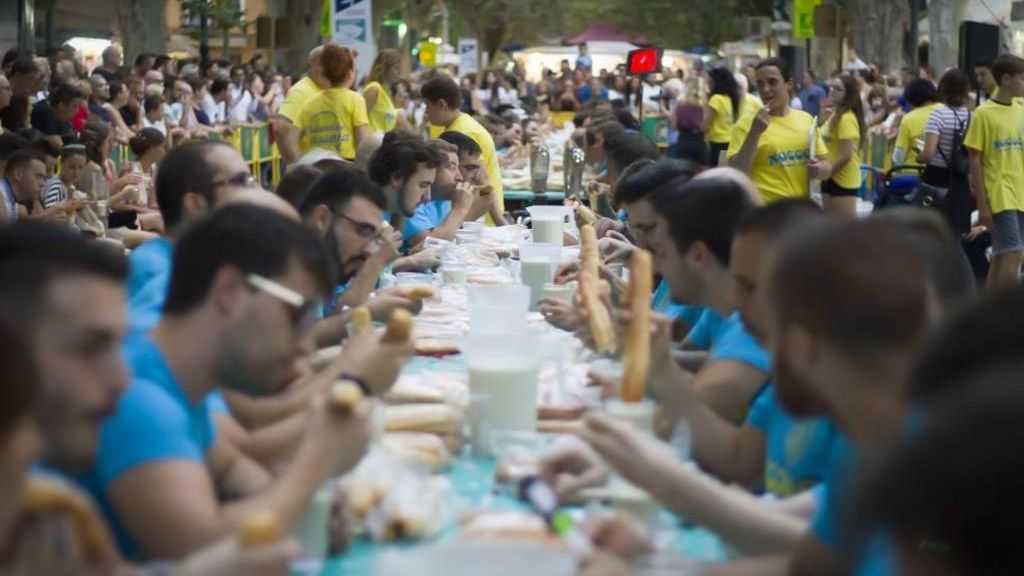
[42,176,67,209]
[924,106,970,169]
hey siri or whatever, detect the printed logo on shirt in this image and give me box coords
[994,137,1024,151]
[306,110,351,150]
[767,149,811,167]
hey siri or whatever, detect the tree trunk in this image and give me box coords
[927,0,966,74]
[282,0,323,76]
[117,0,167,67]
[846,0,910,72]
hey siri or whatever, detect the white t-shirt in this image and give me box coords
[142,115,168,137]
[231,90,253,123]
[201,92,226,123]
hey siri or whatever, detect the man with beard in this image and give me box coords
[403,138,490,247]
[367,130,443,232]
[0,222,302,574]
[76,205,412,560]
[571,218,933,575]
[300,164,424,348]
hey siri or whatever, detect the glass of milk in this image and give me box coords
[526,205,571,246]
[518,243,561,311]
[463,333,543,432]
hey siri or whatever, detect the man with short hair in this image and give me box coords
[93,45,124,84]
[0,57,41,132]
[229,65,246,103]
[79,205,408,559]
[0,149,47,222]
[88,74,113,124]
[299,165,423,347]
[201,77,231,124]
[966,54,1024,290]
[0,73,11,133]
[404,139,489,246]
[132,53,155,81]
[367,131,443,225]
[422,74,507,225]
[31,83,82,148]
[274,46,328,164]
[154,54,177,78]
[798,70,826,117]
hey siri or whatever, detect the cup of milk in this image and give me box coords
[518,243,561,311]
[442,264,468,284]
[463,334,542,432]
[543,283,574,304]
[291,481,335,570]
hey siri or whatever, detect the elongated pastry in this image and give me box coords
[383,404,464,435]
[383,309,414,342]
[22,476,115,563]
[351,306,372,333]
[239,511,283,547]
[622,250,653,402]
[572,200,599,226]
[578,225,617,354]
[380,432,453,472]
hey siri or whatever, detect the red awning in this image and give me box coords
[567,23,647,45]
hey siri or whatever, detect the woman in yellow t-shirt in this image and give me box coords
[703,68,740,166]
[819,74,865,216]
[295,43,370,161]
[362,50,410,133]
[726,57,830,204]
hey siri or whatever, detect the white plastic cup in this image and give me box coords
[463,334,542,432]
[526,206,571,245]
[468,284,530,336]
[604,398,655,435]
[467,393,492,457]
[442,264,468,285]
[543,283,573,304]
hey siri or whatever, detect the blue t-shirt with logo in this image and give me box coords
[746,385,839,497]
[76,333,218,558]
[403,200,451,242]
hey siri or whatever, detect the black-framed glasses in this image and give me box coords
[205,172,256,191]
[336,212,383,241]
[246,273,320,332]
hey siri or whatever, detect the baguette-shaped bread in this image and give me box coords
[22,476,115,563]
[578,225,617,354]
[383,380,447,405]
[383,404,464,435]
[239,511,283,547]
[383,309,414,342]
[622,250,653,402]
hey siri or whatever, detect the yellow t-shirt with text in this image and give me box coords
[706,94,735,144]
[895,102,942,156]
[430,113,504,223]
[727,109,826,203]
[964,99,1024,214]
[362,81,397,133]
[277,76,322,123]
[295,88,369,160]
[822,110,862,190]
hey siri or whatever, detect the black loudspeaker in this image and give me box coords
[779,45,806,89]
[959,21,1000,74]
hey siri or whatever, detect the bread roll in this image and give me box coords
[383,309,414,342]
[239,511,282,547]
[622,250,653,402]
[330,381,364,411]
[383,404,464,435]
[578,225,617,354]
[22,476,114,563]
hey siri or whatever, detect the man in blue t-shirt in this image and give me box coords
[403,138,491,248]
[125,140,266,332]
[76,205,411,560]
